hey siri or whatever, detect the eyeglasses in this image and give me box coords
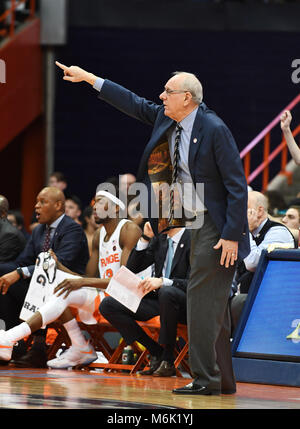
[164,88,188,96]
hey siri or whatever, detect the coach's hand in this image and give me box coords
[213,239,238,268]
[55,61,98,86]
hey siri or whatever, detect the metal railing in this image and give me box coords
[240,93,300,190]
[0,0,36,39]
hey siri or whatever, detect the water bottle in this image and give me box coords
[122,345,134,365]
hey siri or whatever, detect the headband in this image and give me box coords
[95,190,125,210]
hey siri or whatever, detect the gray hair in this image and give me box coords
[172,71,203,104]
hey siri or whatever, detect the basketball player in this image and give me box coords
[0,189,142,367]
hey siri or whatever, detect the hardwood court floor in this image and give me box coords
[0,365,299,410]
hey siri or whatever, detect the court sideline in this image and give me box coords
[0,365,299,410]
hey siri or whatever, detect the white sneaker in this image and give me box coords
[0,330,13,361]
[47,343,97,369]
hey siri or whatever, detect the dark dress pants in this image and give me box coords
[0,263,30,330]
[230,293,248,336]
[99,286,186,348]
[187,213,236,392]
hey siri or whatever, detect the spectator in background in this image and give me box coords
[7,209,31,241]
[48,171,68,193]
[234,191,295,294]
[281,205,300,246]
[280,111,300,210]
[82,205,99,256]
[282,205,300,230]
[263,190,287,217]
[120,173,136,197]
[65,195,82,225]
[230,191,295,333]
[281,110,300,165]
[287,192,300,207]
[0,197,26,264]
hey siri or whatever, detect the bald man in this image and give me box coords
[0,187,89,367]
[235,191,295,293]
[230,191,295,330]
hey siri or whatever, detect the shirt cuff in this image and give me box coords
[136,239,149,251]
[93,77,105,92]
[21,267,31,278]
[162,277,173,287]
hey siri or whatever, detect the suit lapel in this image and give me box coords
[188,104,205,182]
[37,224,47,253]
[49,215,66,250]
[170,231,188,275]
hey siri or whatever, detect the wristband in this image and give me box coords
[141,234,151,242]
[16,267,24,279]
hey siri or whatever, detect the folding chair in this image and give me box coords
[129,317,191,377]
[88,316,191,377]
[46,322,72,361]
[45,294,116,363]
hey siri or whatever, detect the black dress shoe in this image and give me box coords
[11,340,28,361]
[138,355,162,375]
[10,347,48,368]
[153,360,176,377]
[172,382,220,395]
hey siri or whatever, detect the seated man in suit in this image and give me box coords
[230,190,295,332]
[0,195,26,264]
[0,195,26,361]
[0,186,90,367]
[100,221,191,377]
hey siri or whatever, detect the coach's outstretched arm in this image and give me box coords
[56,61,98,86]
[56,60,160,127]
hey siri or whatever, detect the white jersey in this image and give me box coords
[98,219,131,279]
[20,221,132,326]
[20,252,99,325]
[19,252,86,324]
[20,252,57,322]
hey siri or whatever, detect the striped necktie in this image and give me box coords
[169,123,183,224]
